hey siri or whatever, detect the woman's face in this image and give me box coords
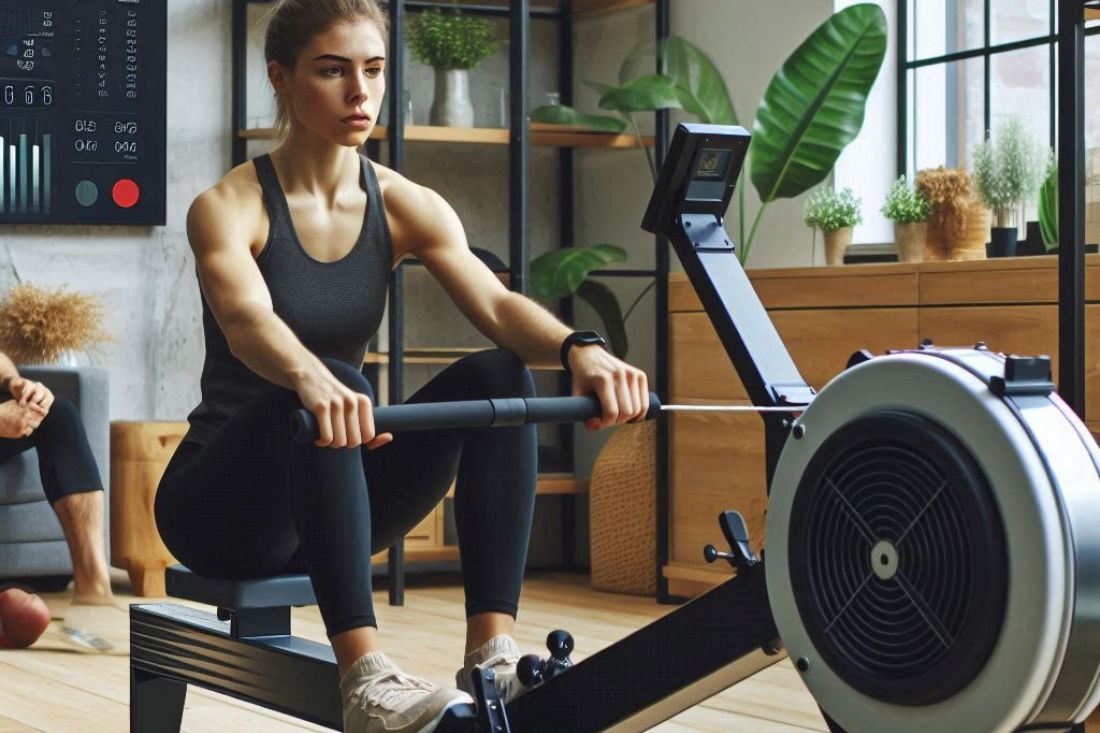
[272,18,387,147]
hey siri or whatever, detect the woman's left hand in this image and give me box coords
[8,378,54,414]
[568,346,649,431]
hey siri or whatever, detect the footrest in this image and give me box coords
[165,565,316,609]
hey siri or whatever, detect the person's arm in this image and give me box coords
[0,352,19,393]
[188,184,390,450]
[392,179,649,429]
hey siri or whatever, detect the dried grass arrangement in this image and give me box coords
[0,284,111,364]
[915,166,991,260]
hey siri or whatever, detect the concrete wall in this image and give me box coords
[0,0,847,438]
[0,0,225,421]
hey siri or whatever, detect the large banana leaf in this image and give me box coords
[750,3,887,203]
[619,38,738,125]
[530,244,627,300]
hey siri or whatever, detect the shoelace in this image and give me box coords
[59,625,113,652]
[360,671,436,711]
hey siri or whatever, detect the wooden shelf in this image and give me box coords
[364,346,485,366]
[238,123,655,149]
[1087,4,1100,21]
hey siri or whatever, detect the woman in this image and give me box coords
[155,1,650,731]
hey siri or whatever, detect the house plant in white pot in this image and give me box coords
[408,6,498,128]
[971,116,1050,258]
[804,187,863,266]
[882,175,932,262]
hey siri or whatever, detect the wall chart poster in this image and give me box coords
[0,0,166,226]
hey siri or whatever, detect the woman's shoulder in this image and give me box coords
[187,161,267,250]
[368,160,444,216]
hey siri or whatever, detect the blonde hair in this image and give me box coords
[264,0,389,138]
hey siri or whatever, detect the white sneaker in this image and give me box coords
[341,651,473,733]
[455,634,524,705]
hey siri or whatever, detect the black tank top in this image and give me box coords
[184,153,392,445]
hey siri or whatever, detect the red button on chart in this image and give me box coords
[112,179,140,209]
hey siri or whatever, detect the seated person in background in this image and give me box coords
[0,350,125,653]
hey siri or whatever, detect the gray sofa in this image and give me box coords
[0,366,110,588]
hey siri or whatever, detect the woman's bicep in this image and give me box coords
[187,191,273,333]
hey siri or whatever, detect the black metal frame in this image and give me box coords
[897,0,1098,416]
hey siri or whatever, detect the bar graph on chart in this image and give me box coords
[0,128,51,216]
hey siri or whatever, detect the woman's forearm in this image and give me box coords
[221,304,326,391]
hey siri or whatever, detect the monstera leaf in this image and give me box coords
[743,4,887,260]
[576,280,629,357]
[598,75,682,114]
[619,37,737,125]
[530,244,627,300]
[530,104,627,134]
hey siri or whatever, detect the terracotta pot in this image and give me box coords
[894,222,927,263]
[823,227,853,267]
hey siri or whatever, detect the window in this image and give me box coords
[901,1,1100,229]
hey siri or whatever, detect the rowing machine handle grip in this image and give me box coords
[290,392,661,444]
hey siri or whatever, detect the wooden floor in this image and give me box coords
[0,570,828,733]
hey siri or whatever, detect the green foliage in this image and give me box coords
[530,244,627,300]
[971,116,1050,225]
[881,176,931,224]
[407,8,497,71]
[528,36,733,356]
[1039,158,1058,250]
[804,187,863,233]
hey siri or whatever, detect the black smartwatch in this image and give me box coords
[560,330,607,371]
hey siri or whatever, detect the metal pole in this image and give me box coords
[1057,0,1086,417]
[510,0,531,295]
[655,0,674,604]
[231,0,247,166]
[386,0,407,606]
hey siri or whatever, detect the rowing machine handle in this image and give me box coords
[290,392,661,443]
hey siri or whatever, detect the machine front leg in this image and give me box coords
[130,667,186,733]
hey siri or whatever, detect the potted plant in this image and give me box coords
[914,166,990,261]
[882,176,931,262]
[804,187,863,266]
[0,283,111,365]
[407,7,498,127]
[971,116,1050,257]
[527,4,887,353]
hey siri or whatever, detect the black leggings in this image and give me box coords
[154,349,538,637]
[0,395,102,503]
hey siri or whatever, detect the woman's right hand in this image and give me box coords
[292,367,393,450]
[0,400,47,440]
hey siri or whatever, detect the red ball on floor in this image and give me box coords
[0,588,51,649]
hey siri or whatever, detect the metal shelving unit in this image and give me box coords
[230,0,671,604]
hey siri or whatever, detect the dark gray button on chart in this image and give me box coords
[75,180,98,207]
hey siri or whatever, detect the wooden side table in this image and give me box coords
[110,421,188,597]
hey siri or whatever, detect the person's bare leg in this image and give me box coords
[52,491,113,603]
[465,612,515,656]
[332,625,382,678]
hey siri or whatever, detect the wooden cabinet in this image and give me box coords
[665,255,1100,597]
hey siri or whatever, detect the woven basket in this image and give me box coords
[925,203,991,261]
[589,420,657,596]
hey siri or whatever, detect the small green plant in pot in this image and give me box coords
[408,7,498,127]
[882,176,931,262]
[804,187,862,266]
[971,116,1050,257]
